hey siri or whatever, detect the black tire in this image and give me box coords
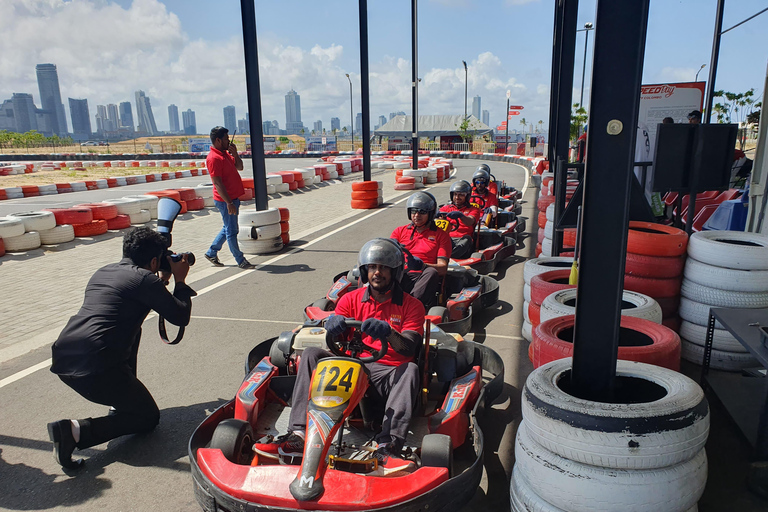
[209,419,255,465]
[421,434,453,478]
[427,306,449,323]
[269,339,287,369]
[312,298,335,311]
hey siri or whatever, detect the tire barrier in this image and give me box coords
[540,289,662,325]
[0,217,28,239]
[43,207,94,225]
[511,359,708,512]
[3,231,42,251]
[106,214,132,230]
[350,181,382,209]
[7,211,56,232]
[239,207,284,255]
[522,257,574,341]
[39,224,76,245]
[74,203,118,220]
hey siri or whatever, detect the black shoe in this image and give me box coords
[47,420,83,469]
[204,253,223,267]
[238,260,257,270]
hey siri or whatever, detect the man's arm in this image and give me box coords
[425,257,448,276]
[140,273,196,327]
[210,175,237,215]
[385,329,421,357]
[229,143,244,170]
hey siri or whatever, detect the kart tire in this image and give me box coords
[240,208,281,226]
[103,197,142,215]
[0,217,26,239]
[626,252,686,279]
[681,338,758,371]
[679,297,723,328]
[3,231,41,252]
[521,359,710,471]
[522,320,533,342]
[624,274,682,298]
[352,180,379,191]
[683,257,768,292]
[679,320,747,353]
[680,280,768,308]
[278,207,290,222]
[421,434,453,478]
[7,211,56,232]
[269,339,288,370]
[427,306,449,323]
[687,230,768,270]
[540,289,662,324]
[312,298,336,311]
[210,418,255,465]
[43,208,93,226]
[530,269,575,306]
[626,221,688,257]
[39,224,75,245]
[510,467,561,512]
[523,257,574,285]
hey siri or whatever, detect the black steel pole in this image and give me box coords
[411,0,418,169]
[463,61,468,119]
[553,0,578,169]
[579,28,590,109]
[505,97,509,153]
[570,0,650,401]
[239,0,268,211]
[547,1,564,164]
[704,0,725,125]
[359,0,372,181]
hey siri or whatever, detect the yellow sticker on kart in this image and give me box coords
[434,218,450,232]
[310,359,363,407]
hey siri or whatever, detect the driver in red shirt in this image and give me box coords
[471,166,499,214]
[262,239,425,469]
[439,180,482,259]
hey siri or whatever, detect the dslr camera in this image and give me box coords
[156,197,196,272]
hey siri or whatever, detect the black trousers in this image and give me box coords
[400,267,440,309]
[451,235,474,259]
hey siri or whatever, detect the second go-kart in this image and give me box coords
[188,319,504,512]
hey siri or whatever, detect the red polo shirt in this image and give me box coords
[439,204,482,238]
[470,188,498,209]
[207,147,244,202]
[335,285,425,367]
[391,224,452,265]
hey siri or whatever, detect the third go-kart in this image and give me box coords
[188,319,504,512]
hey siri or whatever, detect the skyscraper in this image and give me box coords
[182,109,196,135]
[134,90,158,135]
[35,63,67,135]
[330,117,340,132]
[355,113,362,134]
[284,90,303,134]
[11,93,37,132]
[119,101,134,130]
[238,118,248,134]
[472,96,481,121]
[223,105,236,132]
[313,120,322,134]
[378,115,387,128]
[95,104,108,134]
[482,110,490,127]
[168,104,180,133]
[68,98,91,138]
[106,104,119,132]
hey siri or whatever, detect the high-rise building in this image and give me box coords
[95,104,108,134]
[0,99,16,131]
[223,105,236,132]
[238,118,248,134]
[313,120,322,134]
[35,63,67,135]
[182,109,196,135]
[284,89,303,134]
[106,104,119,132]
[12,93,38,132]
[330,117,340,132]
[68,98,91,138]
[389,111,406,120]
[355,113,362,134]
[134,90,158,135]
[378,115,387,128]
[472,96,481,121]
[168,104,180,133]
[482,110,490,126]
[119,101,134,130]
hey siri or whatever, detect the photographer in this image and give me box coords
[47,227,195,469]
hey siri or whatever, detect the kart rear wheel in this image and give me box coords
[269,340,287,369]
[210,419,255,465]
[421,434,453,478]
[427,306,449,323]
[312,298,336,311]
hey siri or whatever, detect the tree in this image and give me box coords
[300,128,305,137]
[569,103,588,142]
[456,117,477,143]
[537,120,544,133]
[519,117,527,135]
[712,88,759,149]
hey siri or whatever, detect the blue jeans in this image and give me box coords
[207,199,244,264]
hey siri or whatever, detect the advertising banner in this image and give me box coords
[306,136,337,151]
[188,138,212,152]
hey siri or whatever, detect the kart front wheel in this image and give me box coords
[210,419,255,465]
[421,434,453,478]
[312,298,335,311]
[427,306,449,323]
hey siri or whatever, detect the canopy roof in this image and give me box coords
[373,115,492,138]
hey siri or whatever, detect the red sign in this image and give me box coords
[508,112,521,117]
[509,105,524,110]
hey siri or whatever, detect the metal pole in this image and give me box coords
[346,74,353,150]
[554,0,578,171]
[505,96,510,154]
[358,0,372,181]
[239,0,268,211]
[547,1,564,164]
[704,0,725,125]
[463,61,468,119]
[570,0,650,401]
[579,24,592,109]
[411,0,418,169]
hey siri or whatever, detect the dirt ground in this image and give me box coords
[0,164,201,187]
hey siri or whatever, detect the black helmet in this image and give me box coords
[406,191,437,222]
[358,238,405,283]
[450,180,472,203]
[476,163,491,174]
[472,167,491,185]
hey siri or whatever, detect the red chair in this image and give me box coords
[692,204,721,232]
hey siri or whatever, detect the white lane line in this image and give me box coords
[520,165,531,198]
[482,333,527,342]
[0,359,51,389]
[191,316,300,325]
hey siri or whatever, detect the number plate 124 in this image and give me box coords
[310,359,363,408]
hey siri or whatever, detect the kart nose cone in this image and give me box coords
[290,476,324,502]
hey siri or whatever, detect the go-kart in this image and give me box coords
[304,258,499,336]
[188,320,504,512]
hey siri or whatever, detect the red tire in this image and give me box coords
[145,190,182,202]
[529,301,541,326]
[74,203,118,220]
[351,190,380,200]
[280,232,290,245]
[625,252,686,278]
[242,178,255,189]
[288,181,298,191]
[280,221,290,234]
[394,183,415,190]
[530,269,576,306]
[531,315,681,371]
[627,221,688,257]
[537,194,555,212]
[278,207,290,221]
[73,220,108,237]
[351,199,379,209]
[624,274,682,298]
[179,200,188,214]
[276,171,295,183]
[171,188,197,201]
[396,176,416,184]
[43,208,93,225]
[0,237,5,257]
[185,197,205,210]
[538,211,546,229]
[107,214,131,230]
[535,243,542,257]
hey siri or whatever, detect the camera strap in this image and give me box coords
[158,316,184,344]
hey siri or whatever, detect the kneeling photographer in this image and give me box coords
[47,226,196,469]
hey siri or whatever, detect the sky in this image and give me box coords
[0,0,766,135]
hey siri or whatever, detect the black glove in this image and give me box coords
[406,254,424,271]
[361,318,391,341]
[325,315,349,336]
[446,210,463,220]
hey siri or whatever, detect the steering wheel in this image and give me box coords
[469,195,486,210]
[435,208,460,233]
[326,320,388,363]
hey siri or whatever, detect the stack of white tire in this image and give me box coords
[511,359,709,512]
[121,195,159,221]
[5,211,74,248]
[195,184,215,207]
[679,230,768,371]
[522,257,574,342]
[296,167,318,186]
[540,288,662,324]
[238,208,283,255]
[267,174,289,194]
[424,167,438,184]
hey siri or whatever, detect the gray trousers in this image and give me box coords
[451,235,474,259]
[288,347,419,445]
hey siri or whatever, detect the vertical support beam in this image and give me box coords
[571,0,650,401]
[359,0,372,181]
[547,1,564,164]
[239,0,268,210]
[704,0,726,125]
[553,0,578,169]
[411,0,419,169]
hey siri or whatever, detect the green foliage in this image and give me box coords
[278,136,290,143]
[570,104,588,141]
[713,89,760,149]
[456,117,479,143]
[0,129,74,149]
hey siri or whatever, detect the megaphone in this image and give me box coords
[156,197,182,246]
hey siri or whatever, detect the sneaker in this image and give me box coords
[47,420,83,469]
[277,431,305,464]
[204,253,223,267]
[252,436,280,460]
[238,260,257,270]
[373,441,414,473]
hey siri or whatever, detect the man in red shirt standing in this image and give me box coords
[204,126,256,269]
[269,239,425,468]
[439,180,482,259]
[390,192,452,309]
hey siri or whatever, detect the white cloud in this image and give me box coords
[656,67,699,84]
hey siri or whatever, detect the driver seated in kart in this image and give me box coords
[390,191,452,309]
[438,180,482,260]
[268,239,426,469]
[471,165,499,218]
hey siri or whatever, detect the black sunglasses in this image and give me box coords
[410,209,429,215]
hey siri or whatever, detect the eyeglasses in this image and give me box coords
[474,179,488,184]
[410,209,429,215]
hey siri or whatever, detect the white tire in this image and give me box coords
[3,231,42,251]
[238,222,281,240]
[524,257,574,284]
[277,183,290,193]
[103,198,141,215]
[523,283,531,303]
[195,184,214,199]
[546,203,555,222]
[541,237,553,256]
[679,297,723,328]
[680,280,768,308]
[266,175,283,186]
[544,220,553,239]
[681,338,758,371]
[267,184,277,195]
[687,230,768,270]
[540,288,663,324]
[129,210,152,225]
[515,421,707,512]
[683,257,768,292]
[510,466,562,512]
[522,320,533,343]
[8,211,56,232]
[523,300,530,324]
[679,320,747,353]
[39,225,75,245]
[203,197,215,207]
[522,359,710,470]
[240,236,283,255]
[0,217,26,238]
[122,195,159,210]
[239,208,281,227]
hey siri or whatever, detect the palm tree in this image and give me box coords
[519,117,527,134]
[537,120,544,133]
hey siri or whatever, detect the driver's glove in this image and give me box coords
[361,318,391,341]
[445,210,463,220]
[325,315,349,336]
[406,254,424,271]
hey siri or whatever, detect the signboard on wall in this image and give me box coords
[306,136,337,151]
[188,138,212,152]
